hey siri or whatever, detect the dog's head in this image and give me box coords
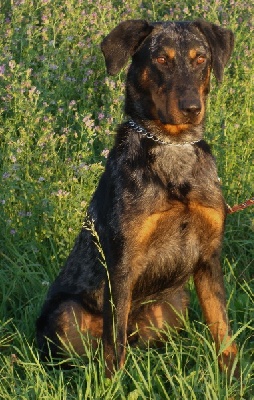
[101,20,234,137]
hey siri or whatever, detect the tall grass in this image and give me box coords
[0,0,253,398]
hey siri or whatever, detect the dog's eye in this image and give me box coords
[156,56,167,65]
[196,55,206,65]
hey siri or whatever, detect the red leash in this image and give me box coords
[227,197,254,214]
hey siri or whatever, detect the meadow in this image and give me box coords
[0,0,253,398]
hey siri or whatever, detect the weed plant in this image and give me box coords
[0,0,253,399]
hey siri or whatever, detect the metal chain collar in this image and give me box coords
[128,119,201,146]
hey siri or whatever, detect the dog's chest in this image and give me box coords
[122,146,225,291]
[151,145,197,185]
[128,199,224,295]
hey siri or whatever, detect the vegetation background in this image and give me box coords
[0,0,253,398]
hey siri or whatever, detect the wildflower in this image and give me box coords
[101,148,109,158]
[53,189,70,198]
[11,354,18,364]
[82,115,94,128]
[60,134,67,143]
[10,229,16,235]
[28,86,38,97]
[69,100,76,108]
[62,127,70,134]
[49,64,58,70]
[98,112,105,121]
[65,76,76,82]
[10,154,17,162]
[79,162,89,170]
[9,60,16,70]
[0,65,5,75]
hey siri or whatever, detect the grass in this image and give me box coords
[0,0,253,398]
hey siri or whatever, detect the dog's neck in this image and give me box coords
[127,119,202,146]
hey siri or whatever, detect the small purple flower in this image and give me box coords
[10,229,16,235]
[0,65,5,75]
[98,112,105,121]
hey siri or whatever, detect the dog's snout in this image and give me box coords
[179,97,202,116]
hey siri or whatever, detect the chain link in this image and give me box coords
[128,120,201,146]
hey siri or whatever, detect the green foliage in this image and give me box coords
[0,0,253,398]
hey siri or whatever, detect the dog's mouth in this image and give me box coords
[154,120,192,136]
[157,107,204,129]
[154,90,205,128]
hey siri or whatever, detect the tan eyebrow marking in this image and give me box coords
[189,49,197,59]
[165,48,176,59]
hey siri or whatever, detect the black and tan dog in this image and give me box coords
[37,19,238,378]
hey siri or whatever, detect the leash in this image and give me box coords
[227,197,254,214]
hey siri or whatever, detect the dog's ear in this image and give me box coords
[193,20,234,82]
[101,20,153,75]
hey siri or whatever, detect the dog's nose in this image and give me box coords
[179,98,201,116]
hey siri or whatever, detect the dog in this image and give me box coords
[36,19,238,378]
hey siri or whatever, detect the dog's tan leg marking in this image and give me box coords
[194,269,238,377]
[58,301,103,354]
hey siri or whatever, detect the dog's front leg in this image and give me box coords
[194,262,239,378]
[102,272,132,378]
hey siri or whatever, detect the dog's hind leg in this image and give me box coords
[36,300,103,360]
[128,287,188,346]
